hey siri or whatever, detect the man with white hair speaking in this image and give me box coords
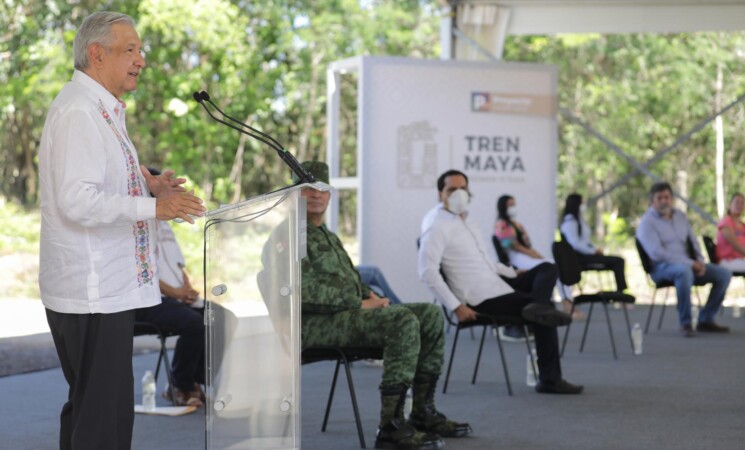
[38,11,204,449]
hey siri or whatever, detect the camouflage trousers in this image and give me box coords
[302,303,444,390]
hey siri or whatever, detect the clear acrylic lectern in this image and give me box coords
[204,183,324,449]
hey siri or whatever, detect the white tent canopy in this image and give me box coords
[445,0,745,60]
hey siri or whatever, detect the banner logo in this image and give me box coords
[462,134,525,176]
[471,92,555,116]
[397,121,438,189]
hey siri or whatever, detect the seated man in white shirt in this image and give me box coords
[418,169,583,394]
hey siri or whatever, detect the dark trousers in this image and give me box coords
[46,308,135,450]
[474,262,563,383]
[576,253,628,291]
[135,296,205,392]
[506,262,558,300]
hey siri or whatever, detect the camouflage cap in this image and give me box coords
[298,161,329,184]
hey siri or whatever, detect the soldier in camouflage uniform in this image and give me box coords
[298,161,471,450]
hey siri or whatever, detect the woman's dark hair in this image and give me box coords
[727,192,744,216]
[496,195,527,247]
[562,193,583,237]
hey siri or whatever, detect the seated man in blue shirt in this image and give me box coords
[636,181,731,337]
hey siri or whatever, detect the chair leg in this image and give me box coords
[602,302,618,360]
[560,304,575,357]
[622,303,634,352]
[493,324,512,396]
[154,338,164,381]
[341,359,366,449]
[156,335,176,404]
[321,359,342,432]
[645,288,657,334]
[442,327,462,394]
[523,326,537,379]
[579,303,594,353]
[471,326,487,385]
[657,288,669,330]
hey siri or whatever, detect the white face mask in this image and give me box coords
[579,204,586,215]
[447,189,470,215]
[507,205,517,219]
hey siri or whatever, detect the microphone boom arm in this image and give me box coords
[193,91,315,184]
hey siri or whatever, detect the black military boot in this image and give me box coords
[410,374,472,438]
[375,385,444,450]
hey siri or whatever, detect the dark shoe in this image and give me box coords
[681,324,696,338]
[696,321,730,333]
[521,303,572,327]
[376,385,444,449]
[410,410,472,438]
[410,374,472,438]
[375,419,444,449]
[535,379,584,395]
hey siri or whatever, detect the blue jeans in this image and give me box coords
[651,262,732,326]
[356,265,402,304]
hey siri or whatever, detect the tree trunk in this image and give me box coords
[296,49,323,163]
[228,119,250,204]
[715,60,725,218]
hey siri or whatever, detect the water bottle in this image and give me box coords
[142,370,156,412]
[526,348,537,387]
[631,323,643,355]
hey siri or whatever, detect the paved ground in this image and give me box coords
[3,301,745,449]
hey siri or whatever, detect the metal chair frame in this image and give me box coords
[553,240,636,359]
[702,235,745,315]
[635,238,704,333]
[440,306,535,396]
[301,346,383,449]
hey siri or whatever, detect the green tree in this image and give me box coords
[504,32,745,243]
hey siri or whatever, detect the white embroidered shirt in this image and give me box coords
[38,70,160,314]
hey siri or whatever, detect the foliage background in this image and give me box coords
[3,1,745,299]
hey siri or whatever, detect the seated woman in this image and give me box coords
[559,193,628,293]
[716,192,745,272]
[494,195,577,318]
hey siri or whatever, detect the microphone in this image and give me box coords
[199,91,284,151]
[192,91,315,184]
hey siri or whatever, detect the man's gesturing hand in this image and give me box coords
[140,165,187,198]
[156,192,205,224]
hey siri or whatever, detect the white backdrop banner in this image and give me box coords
[354,56,558,303]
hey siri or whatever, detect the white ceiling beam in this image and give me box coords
[452,1,745,35]
[507,4,745,34]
